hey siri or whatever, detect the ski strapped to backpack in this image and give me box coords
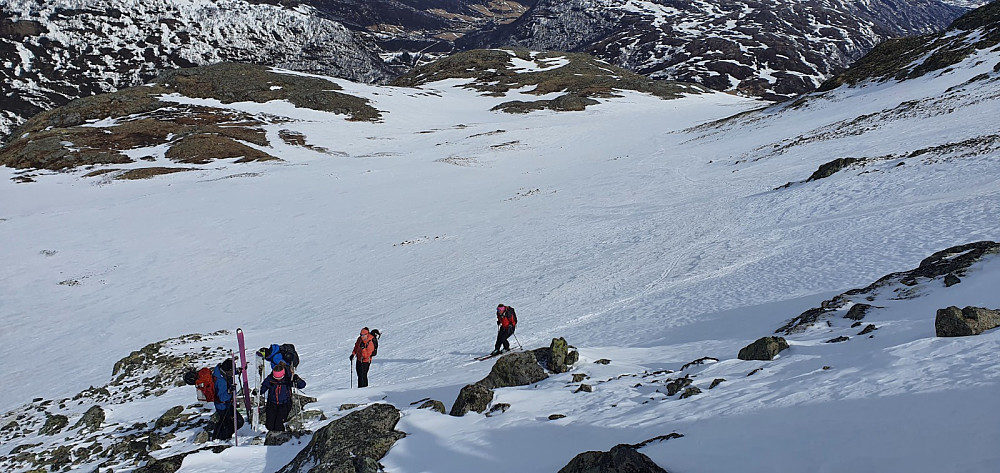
[236,328,253,430]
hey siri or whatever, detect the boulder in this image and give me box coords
[844,303,872,321]
[549,337,570,373]
[73,405,105,432]
[558,444,669,473]
[449,383,494,416]
[944,273,961,287]
[486,403,510,417]
[737,337,789,361]
[155,406,184,429]
[936,306,1000,337]
[482,351,549,389]
[277,403,405,473]
[40,413,68,435]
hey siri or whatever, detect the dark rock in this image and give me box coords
[679,387,702,399]
[575,384,593,393]
[807,157,863,181]
[339,403,361,411]
[265,431,308,446]
[737,336,789,361]
[450,383,494,416]
[858,324,879,335]
[566,350,580,366]
[845,303,872,321]
[936,306,1000,337]
[481,351,549,389]
[486,403,510,417]
[277,404,405,473]
[548,337,570,373]
[73,406,105,432]
[944,273,961,287]
[665,377,692,396]
[709,379,725,389]
[155,406,184,429]
[825,336,850,343]
[630,433,684,449]
[680,356,719,371]
[558,444,668,473]
[572,373,588,383]
[851,321,863,328]
[594,359,611,365]
[747,368,763,376]
[40,413,69,435]
[452,347,550,416]
[417,400,446,414]
[549,414,567,420]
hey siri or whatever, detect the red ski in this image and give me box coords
[236,328,253,429]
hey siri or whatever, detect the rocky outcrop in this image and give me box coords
[73,405,105,433]
[738,337,789,361]
[451,340,578,416]
[450,383,495,417]
[776,241,1000,334]
[558,444,669,473]
[277,403,405,473]
[936,306,1000,337]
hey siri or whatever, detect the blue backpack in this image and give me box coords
[259,343,300,369]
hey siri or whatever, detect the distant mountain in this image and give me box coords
[304,0,538,52]
[0,0,391,142]
[458,0,974,100]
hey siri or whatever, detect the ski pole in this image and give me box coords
[513,333,523,350]
[231,353,239,446]
[350,359,354,389]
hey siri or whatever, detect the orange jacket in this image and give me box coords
[352,328,376,363]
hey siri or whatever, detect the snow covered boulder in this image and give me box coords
[277,403,405,473]
[737,336,789,361]
[935,306,1000,337]
[558,444,668,473]
[450,350,550,416]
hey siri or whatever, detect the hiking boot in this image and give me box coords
[489,349,500,356]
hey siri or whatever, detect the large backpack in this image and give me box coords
[261,343,300,369]
[184,367,216,403]
[507,307,517,326]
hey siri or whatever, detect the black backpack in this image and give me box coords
[260,343,300,368]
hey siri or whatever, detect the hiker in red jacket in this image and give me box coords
[350,327,380,387]
[491,304,517,356]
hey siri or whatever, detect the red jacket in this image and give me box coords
[497,306,517,329]
[352,328,376,363]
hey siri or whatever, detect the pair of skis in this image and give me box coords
[230,328,256,445]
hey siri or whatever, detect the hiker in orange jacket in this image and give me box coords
[350,327,380,387]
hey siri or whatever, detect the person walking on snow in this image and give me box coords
[350,327,380,388]
[211,358,244,440]
[491,304,517,356]
[260,361,306,432]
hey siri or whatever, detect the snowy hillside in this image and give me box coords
[2,4,1000,472]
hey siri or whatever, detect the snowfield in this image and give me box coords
[2,44,999,472]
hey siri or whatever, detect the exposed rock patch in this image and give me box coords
[936,306,1000,337]
[277,403,405,473]
[558,444,669,473]
[738,337,789,361]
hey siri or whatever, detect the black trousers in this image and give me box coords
[495,326,514,352]
[356,360,371,388]
[212,404,245,440]
[265,402,293,432]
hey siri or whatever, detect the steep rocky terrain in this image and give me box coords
[459,0,974,100]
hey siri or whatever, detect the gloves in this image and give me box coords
[349,354,355,361]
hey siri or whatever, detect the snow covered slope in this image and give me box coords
[1,3,999,471]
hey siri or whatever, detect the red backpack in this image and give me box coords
[184,367,217,403]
